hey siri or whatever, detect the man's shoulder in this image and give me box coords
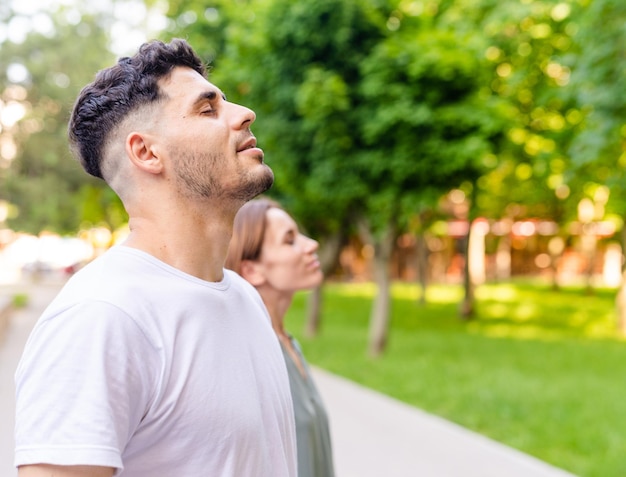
[224,269,263,300]
[224,268,248,288]
[46,247,173,321]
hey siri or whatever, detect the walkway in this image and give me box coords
[0,279,63,477]
[0,279,579,477]
[313,367,578,477]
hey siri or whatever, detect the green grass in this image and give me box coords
[286,280,626,477]
[11,293,28,308]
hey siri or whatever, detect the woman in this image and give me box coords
[226,198,336,477]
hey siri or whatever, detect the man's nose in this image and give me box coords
[230,102,256,129]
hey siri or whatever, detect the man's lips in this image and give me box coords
[237,137,264,162]
[237,137,258,152]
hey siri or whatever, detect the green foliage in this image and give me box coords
[287,281,625,477]
[567,0,626,223]
[0,0,622,246]
[163,0,240,65]
[77,184,126,230]
[569,0,626,167]
[463,0,582,222]
[170,0,505,243]
[357,26,499,217]
[0,8,121,234]
[210,0,388,239]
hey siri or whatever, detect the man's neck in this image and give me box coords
[122,208,234,282]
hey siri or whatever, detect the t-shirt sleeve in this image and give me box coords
[14,300,160,470]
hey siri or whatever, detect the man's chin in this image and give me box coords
[254,164,274,193]
[234,167,274,202]
[257,166,275,194]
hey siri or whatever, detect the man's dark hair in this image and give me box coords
[68,38,206,179]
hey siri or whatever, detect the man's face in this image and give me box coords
[155,67,273,202]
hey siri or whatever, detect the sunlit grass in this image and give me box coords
[326,281,378,298]
[286,280,626,477]
[471,282,620,340]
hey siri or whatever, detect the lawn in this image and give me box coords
[286,280,626,477]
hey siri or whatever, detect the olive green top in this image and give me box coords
[281,336,335,477]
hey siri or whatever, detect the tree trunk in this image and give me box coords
[415,232,429,305]
[468,219,487,286]
[459,230,474,320]
[621,224,626,274]
[304,231,344,338]
[549,249,561,292]
[614,219,626,334]
[366,227,396,357]
[305,286,323,338]
[460,219,487,318]
[459,185,478,320]
[581,233,597,295]
[495,233,511,283]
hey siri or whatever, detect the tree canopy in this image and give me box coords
[0,6,127,234]
[1,0,625,352]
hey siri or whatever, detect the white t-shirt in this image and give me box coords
[15,246,297,477]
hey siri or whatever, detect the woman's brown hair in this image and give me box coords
[225,198,282,275]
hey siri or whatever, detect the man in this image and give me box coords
[14,39,297,477]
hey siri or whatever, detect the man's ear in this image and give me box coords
[240,260,266,287]
[126,132,163,175]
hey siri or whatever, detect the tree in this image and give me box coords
[162,0,626,352]
[567,0,626,323]
[195,0,503,354]
[164,0,239,65]
[242,0,384,338]
[569,0,625,171]
[356,11,503,344]
[453,0,583,292]
[0,6,125,234]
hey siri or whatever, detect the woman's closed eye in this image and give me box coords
[283,230,296,245]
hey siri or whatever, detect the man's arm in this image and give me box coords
[18,464,115,477]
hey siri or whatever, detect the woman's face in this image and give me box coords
[257,208,323,293]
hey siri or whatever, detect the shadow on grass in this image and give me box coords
[334,280,622,341]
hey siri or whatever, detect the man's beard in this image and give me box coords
[174,149,274,201]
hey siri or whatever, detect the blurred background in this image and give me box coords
[1,0,625,476]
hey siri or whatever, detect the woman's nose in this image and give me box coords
[303,235,319,253]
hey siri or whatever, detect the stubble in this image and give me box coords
[174,149,274,202]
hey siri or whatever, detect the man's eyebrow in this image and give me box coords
[192,90,227,107]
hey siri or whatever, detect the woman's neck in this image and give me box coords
[257,289,294,336]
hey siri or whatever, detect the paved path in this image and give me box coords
[0,280,578,477]
[0,279,63,477]
[313,368,578,477]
